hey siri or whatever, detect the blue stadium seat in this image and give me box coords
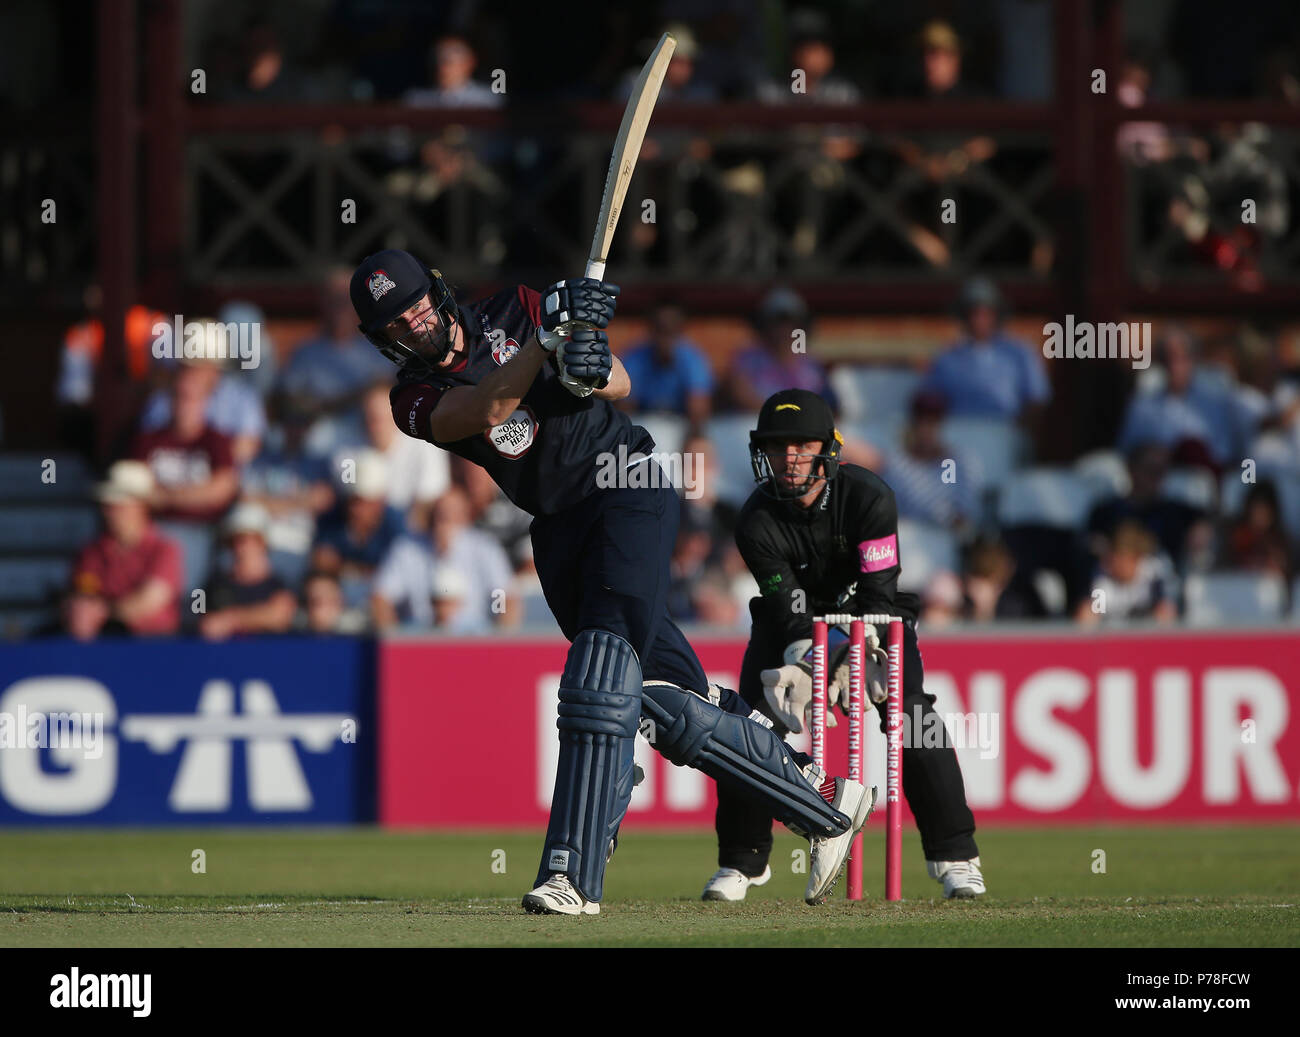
[0,453,93,502]
[941,417,1027,493]
[634,413,688,456]
[521,591,559,631]
[843,418,904,455]
[896,518,958,593]
[0,557,72,605]
[0,505,98,553]
[829,367,922,423]
[0,607,55,638]
[1074,450,1131,499]
[1161,467,1218,511]
[997,467,1098,529]
[704,414,761,506]
[1183,571,1287,626]
[1220,465,1300,538]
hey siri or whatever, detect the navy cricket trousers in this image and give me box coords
[530,479,710,695]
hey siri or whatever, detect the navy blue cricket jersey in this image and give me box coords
[389,285,654,517]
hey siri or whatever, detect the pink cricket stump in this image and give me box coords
[810,619,827,769]
[813,613,904,902]
[886,616,903,902]
[847,618,865,900]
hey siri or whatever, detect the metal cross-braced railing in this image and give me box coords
[183,114,1057,291]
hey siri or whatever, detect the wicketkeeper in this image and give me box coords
[702,388,984,901]
[350,250,876,914]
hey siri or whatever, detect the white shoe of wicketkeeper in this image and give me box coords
[522,873,600,916]
[805,778,878,905]
[927,857,985,899]
[701,866,772,902]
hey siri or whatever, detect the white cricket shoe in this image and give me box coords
[927,857,985,899]
[806,779,878,904]
[522,873,600,915]
[701,866,772,902]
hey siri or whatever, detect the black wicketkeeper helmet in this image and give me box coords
[749,388,843,500]
[350,248,458,373]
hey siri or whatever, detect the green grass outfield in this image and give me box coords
[1,826,1296,947]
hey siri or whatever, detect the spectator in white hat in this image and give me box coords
[68,461,183,637]
[309,449,407,609]
[199,501,297,640]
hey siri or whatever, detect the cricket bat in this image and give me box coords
[585,32,676,281]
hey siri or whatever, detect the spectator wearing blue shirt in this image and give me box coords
[882,390,984,530]
[240,402,334,587]
[404,35,503,109]
[922,278,1050,420]
[278,268,395,422]
[723,287,838,413]
[309,449,407,610]
[618,301,714,433]
[1117,326,1245,466]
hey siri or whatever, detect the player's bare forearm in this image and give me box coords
[430,337,546,441]
[113,578,174,624]
[593,354,630,401]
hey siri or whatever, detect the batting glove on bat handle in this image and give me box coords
[557,328,613,397]
[541,278,621,332]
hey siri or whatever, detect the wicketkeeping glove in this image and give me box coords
[761,638,839,734]
[825,622,889,713]
[761,664,816,734]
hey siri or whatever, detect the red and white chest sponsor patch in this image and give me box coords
[485,405,538,458]
[490,334,521,366]
[858,534,897,573]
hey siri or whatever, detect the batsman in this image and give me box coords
[350,251,876,914]
[702,388,984,902]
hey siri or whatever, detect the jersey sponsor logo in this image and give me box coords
[760,573,783,595]
[368,269,397,301]
[490,335,521,366]
[408,393,425,436]
[485,405,538,459]
[859,535,897,573]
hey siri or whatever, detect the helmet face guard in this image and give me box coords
[360,267,458,374]
[749,429,843,500]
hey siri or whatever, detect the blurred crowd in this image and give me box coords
[7,1,1299,114]
[39,272,1300,641]
[171,3,1300,281]
[168,1,1300,106]
[7,0,1300,639]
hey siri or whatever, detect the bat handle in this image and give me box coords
[585,260,606,281]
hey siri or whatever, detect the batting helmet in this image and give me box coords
[350,248,458,372]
